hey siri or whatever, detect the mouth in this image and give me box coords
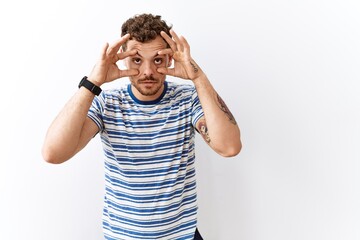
[139,80,158,88]
[139,79,158,84]
[140,80,157,83]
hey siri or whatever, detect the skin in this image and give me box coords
[124,36,172,101]
[158,30,241,154]
[42,29,241,164]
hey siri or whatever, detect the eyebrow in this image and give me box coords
[135,52,163,58]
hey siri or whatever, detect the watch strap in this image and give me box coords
[78,76,102,96]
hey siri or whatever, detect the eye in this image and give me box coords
[132,58,142,65]
[154,58,163,65]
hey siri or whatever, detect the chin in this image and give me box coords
[139,86,162,96]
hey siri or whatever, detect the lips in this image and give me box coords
[139,75,157,83]
[139,80,158,89]
[139,80,158,84]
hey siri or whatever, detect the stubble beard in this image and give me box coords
[130,76,164,96]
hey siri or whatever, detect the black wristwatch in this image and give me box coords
[78,76,102,96]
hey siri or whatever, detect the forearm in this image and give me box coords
[42,88,96,164]
[193,73,241,157]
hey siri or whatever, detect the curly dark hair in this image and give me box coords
[121,13,172,50]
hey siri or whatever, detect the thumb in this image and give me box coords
[119,69,139,78]
[157,67,175,76]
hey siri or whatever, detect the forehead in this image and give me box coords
[125,36,167,57]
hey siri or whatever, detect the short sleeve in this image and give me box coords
[191,88,204,127]
[87,92,105,132]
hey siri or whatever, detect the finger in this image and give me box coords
[100,43,109,60]
[169,29,184,52]
[179,35,190,54]
[157,67,175,76]
[107,34,131,56]
[157,48,173,56]
[117,49,137,60]
[119,68,139,78]
[161,31,177,52]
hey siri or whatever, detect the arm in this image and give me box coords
[158,30,241,157]
[193,74,241,157]
[42,34,138,164]
[42,89,100,164]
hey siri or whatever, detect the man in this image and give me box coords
[42,13,241,240]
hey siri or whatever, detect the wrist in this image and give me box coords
[78,76,102,96]
[192,72,207,85]
[87,76,103,87]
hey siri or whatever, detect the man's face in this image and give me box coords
[124,36,171,101]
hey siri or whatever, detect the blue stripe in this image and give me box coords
[106,123,192,139]
[105,180,196,203]
[103,219,197,239]
[105,168,196,190]
[106,193,197,217]
[104,156,195,178]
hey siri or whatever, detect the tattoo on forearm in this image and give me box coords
[198,120,211,143]
[217,94,237,125]
[190,61,199,73]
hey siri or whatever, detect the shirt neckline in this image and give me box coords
[128,81,168,105]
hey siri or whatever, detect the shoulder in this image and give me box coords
[166,81,196,99]
[167,80,195,91]
[99,84,128,102]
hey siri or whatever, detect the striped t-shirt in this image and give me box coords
[88,81,204,239]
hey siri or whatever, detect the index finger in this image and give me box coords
[161,31,177,52]
[117,49,137,61]
[106,33,131,56]
[169,30,184,52]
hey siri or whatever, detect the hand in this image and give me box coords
[88,34,138,86]
[157,30,203,81]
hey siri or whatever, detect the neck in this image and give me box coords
[128,82,168,105]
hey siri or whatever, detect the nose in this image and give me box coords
[142,61,155,78]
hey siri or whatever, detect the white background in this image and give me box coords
[1,0,359,239]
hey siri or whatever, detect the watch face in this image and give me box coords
[78,77,86,88]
